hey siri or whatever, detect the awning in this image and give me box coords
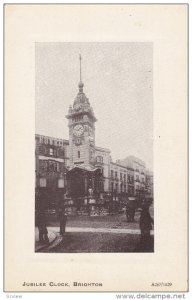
[68,165,101,173]
[128,197,136,201]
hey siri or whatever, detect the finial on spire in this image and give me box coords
[78,54,84,92]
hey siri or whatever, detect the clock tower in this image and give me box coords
[66,55,97,169]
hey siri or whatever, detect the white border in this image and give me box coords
[1,1,190,300]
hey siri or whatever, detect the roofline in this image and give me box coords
[35,134,69,144]
[95,146,111,153]
[110,161,134,171]
[117,156,146,167]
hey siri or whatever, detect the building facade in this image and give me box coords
[35,134,69,210]
[117,156,147,197]
[145,169,154,198]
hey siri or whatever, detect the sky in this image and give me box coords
[35,42,153,170]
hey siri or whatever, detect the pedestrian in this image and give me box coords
[129,206,136,222]
[126,204,131,222]
[36,210,49,244]
[58,208,67,236]
[126,200,136,222]
[139,205,153,251]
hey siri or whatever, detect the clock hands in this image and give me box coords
[74,124,84,136]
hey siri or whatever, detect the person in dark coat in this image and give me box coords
[36,211,49,244]
[126,204,130,222]
[126,201,136,222]
[58,208,67,236]
[139,205,153,250]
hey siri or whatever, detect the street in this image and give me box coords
[38,210,154,253]
[42,232,154,253]
[46,207,153,229]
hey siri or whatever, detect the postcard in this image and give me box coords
[4,4,188,292]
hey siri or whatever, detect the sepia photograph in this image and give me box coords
[4,4,188,293]
[35,42,154,253]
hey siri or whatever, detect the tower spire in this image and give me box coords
[79,54,82,82]
[78,54,84,93]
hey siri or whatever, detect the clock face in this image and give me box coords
[74,124,84,137]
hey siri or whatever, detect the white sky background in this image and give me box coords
[35,42,153,170]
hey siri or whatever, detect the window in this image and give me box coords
[78,151,80,158]
[49,148,53,155]
[115,171,118,179]
[39,178,46,187]
[43,147,47,155]
[39,160,48,171]
[76,138,81,145]
[111,170,114,178]
[58,178,64,188]
[99,168,103,175]
[90,150,94,159]
[44,161,48,171]
[39,145,45,155]
[74,115,83,122]
[111,182,114,192]
[57,149,64,157]
[96,156,103,163]
[49,161,55,171]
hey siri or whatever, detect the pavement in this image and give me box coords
[47,226,154,235]
[35,227,63,252]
